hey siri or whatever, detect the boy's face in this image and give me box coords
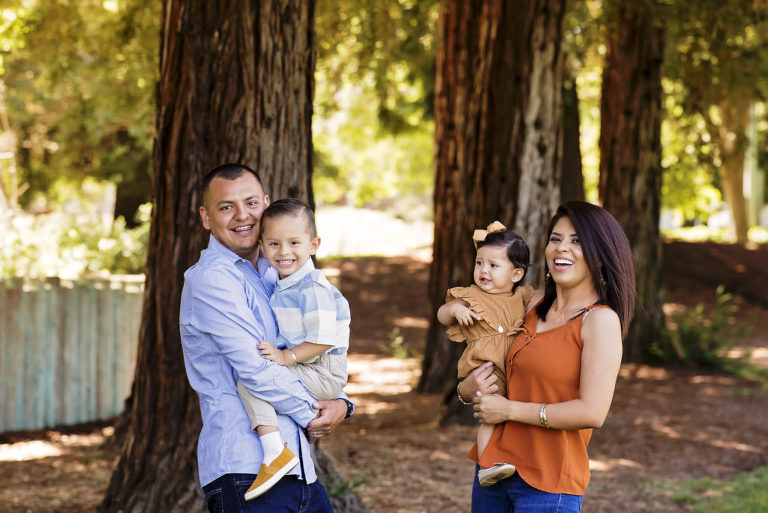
[260,213,320,278]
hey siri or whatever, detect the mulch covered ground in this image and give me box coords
[1,241,767,513]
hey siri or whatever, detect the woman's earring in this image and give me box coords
[545,271,551,280]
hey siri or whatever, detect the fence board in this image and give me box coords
[0,276,144,432]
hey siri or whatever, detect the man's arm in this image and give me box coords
[188,266,319,426]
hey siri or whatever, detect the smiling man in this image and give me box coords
[180,163,351,513]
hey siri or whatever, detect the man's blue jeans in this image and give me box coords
[471,466,583,512]
[203,473,334,513]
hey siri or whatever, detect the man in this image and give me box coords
[180,163,352,512]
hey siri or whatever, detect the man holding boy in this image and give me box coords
[179,163,351,512]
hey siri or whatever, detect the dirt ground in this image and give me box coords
[1,240,767,513]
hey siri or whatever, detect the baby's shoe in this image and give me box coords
[478,462,517,486]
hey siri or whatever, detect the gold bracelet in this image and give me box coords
[457,381,473,405]
[539,403,551,428]
[290,349,298,364]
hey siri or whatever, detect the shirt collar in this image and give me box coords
[206,234,272,276]
[275,258,316,291]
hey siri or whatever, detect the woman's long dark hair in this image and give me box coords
[535,201,636,337]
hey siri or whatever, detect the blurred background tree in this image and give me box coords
[0,0,767,273]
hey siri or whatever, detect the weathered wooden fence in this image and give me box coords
[0,276,144,433]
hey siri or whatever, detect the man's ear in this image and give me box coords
[199,205,211,230]
[264,195,270,208]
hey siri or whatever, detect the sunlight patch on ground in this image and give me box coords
[393,316,429,328]
[0,428,112,462]
[345,355,421,395]
[315,207,433,259]
[0,440,63,461]
[589,457,642,472]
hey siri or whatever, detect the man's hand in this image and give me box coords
[258,340,291,366]
[306,399,347,443]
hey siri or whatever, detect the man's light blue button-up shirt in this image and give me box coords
[180,235,320,487]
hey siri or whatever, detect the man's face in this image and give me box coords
[199,173,269,262]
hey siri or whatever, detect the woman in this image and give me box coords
[457,201,636,512]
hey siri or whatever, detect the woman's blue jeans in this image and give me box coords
[471,466,583,512]
[203,473,334,513]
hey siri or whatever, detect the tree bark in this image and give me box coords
[99,2,366,512]
[598,0,664,362]
[561,64,584,202]
[717,99,751,243]
[420,0,565,422]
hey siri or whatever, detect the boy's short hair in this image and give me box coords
[261,198,317,238]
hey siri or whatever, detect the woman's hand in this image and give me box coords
[473,393,512,425]
[458,361,498,401]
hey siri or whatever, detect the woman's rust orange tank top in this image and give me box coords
[469,304,608,495]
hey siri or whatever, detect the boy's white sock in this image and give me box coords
[259,431,284,464]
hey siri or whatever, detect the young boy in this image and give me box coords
[237,198,350,501]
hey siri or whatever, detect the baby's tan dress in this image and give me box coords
[446,284,534,395]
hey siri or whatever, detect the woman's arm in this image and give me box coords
[473,308,623,430]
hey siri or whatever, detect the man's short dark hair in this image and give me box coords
[202,163,263,200]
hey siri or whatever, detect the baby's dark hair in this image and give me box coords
[260,198,317,238]
[477,230,530,284]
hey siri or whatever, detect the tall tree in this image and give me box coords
[98,2,365,512]
[419,0,565,422]
[664,0,768,242]
[599,0,665,361]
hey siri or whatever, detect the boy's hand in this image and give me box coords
[258,340,291,366]
[452,304,480,326]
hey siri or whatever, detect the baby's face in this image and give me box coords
[473,245,522,295]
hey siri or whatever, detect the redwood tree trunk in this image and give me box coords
[99,2,364,512]
[419,0,565,422]
[599,0,664,361]
[561,65,584,202]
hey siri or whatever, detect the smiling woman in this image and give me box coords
[458,201,636,512]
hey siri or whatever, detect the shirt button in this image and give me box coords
[498,326,504,333]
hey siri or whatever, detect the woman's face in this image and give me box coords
[545,216,592,289]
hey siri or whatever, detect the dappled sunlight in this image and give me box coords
[346,355,421,395]
[589,457,642,472]
[0,427,112,462]
[0,440,63,461]
[393,316,429,328]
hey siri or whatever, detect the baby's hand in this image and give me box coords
[453,304,479,326]
[258,340,289,366]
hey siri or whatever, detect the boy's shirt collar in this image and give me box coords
[275,258,316,290]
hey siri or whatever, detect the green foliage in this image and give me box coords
[0,193,150,278]
[380,327,410,359]
[319,470,373,499]
[0,0,158,208]
[661,0,768,224]
[313,0,438,208]
[651,286,751,368]
[659,467,768,513]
